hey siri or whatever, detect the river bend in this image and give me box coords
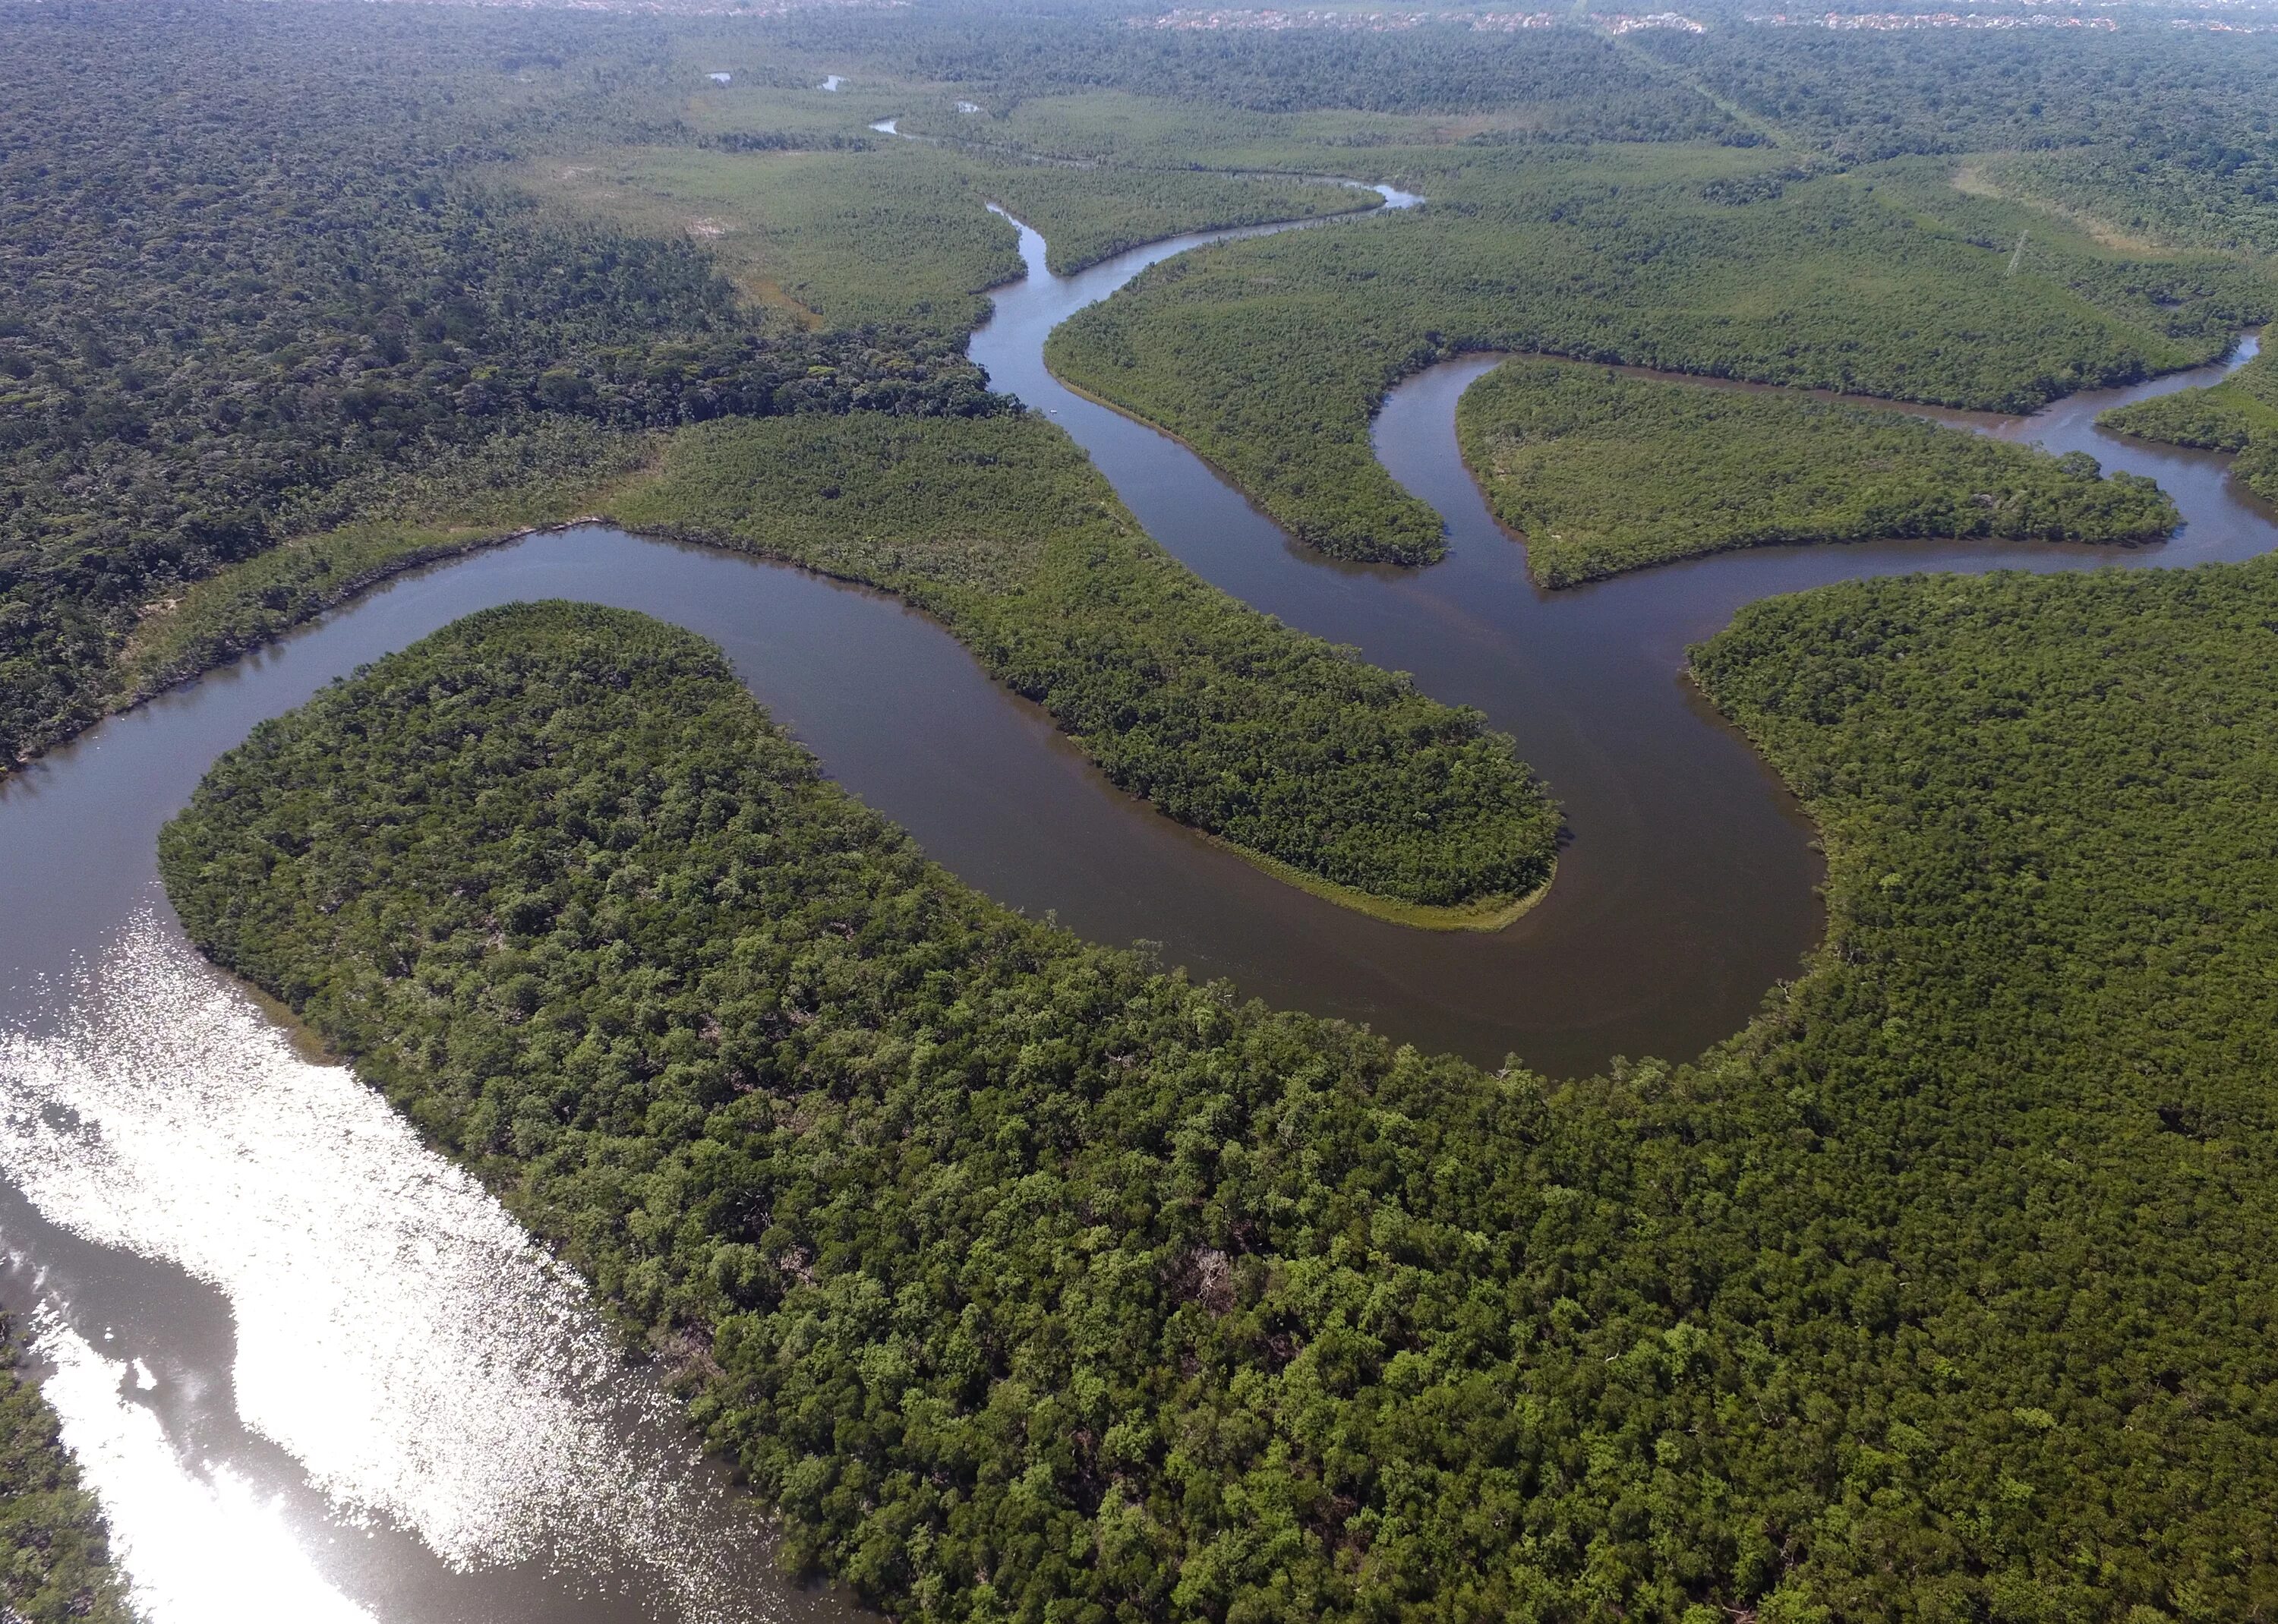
[0,194,2270,1619]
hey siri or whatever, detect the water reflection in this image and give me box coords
[1,918,821,1623]
[973,207,2272,1074]
[0,175,2269,1619]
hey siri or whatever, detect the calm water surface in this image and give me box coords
[973,210,2271,1074]
[0,181,2270,1619]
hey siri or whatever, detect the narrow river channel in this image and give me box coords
[0,188,2270,1618]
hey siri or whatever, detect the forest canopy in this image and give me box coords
[611,412,1558,914]
[0,1,1014,772]
[1048,147,2269,564]
[162,584,2278,1621]
[1456,358,2177,585]
[0,1319,136,1624]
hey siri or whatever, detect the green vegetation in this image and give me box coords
[1636,26,2278,253]
[781,13,1746,137]
[519,140,1371,326]
[613,413,1556,911]
[2100,348,2278,508]
[2099,365,2278,455]
[165,579,2278,1620]
[513,143,1022,330]
[959,161,1374,279]
[0,2,1013,777]
[121,419,656,705]
[1,1318,137,1624]
[1049,146,2267,563]
[1457,358,2176,585]
[106,405,1554,916]
[892,90,1494,173]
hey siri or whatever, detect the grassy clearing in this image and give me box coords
[515,140,1372,331]
[513,144,1021,330]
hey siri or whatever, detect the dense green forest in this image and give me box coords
[2100,349,2278,507]
[611,413,1556,913]
[1636,26,2278,252]
[1049,147,2268,563]
[0,2,1012,774]
[0,1,1377,777]
[0,1319,137,1624]
[1457,358,2176,585]
[26,5,2278,1612]
[164,582,2278,1620]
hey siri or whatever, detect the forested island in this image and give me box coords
[161,580,2278,1621]
[11,0,2278,1617]
[1457,359,2177,585]
[2100,348,2278,504]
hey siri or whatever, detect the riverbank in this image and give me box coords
[0,1315,137,1624]
[87,412,1559,928]
[1454,354,2181,586]
[1209,834,1556,931]
[157,549,2278,1622]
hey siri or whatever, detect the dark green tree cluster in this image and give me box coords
[0,1318,138,1624]
[2100,349,2278,506]
[163,589,2278,1621]
[771,7,1746,137]
[0,1,1007,773]
[1638,25,2278,251]
[613,413,1556,909]
[1639,24,2278,165]
[1049,147,2266,563]
[1457,358,2177,585]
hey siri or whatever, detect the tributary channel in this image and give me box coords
[0,191,2270,1618]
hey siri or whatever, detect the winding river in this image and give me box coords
[0,184,2270,1618]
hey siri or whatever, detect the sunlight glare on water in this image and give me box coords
[0,914,772,1623]
[32,1308,377,1624]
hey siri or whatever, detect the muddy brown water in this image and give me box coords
[0,186,2268,1619]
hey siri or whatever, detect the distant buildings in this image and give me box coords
[1137,8,1709,32]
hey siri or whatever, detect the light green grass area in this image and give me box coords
[892,90,1510,174]
[1458,357,2178,585]
[513,143,1021,329]
[1048,147,2270,563]
[515,140,1371,330]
